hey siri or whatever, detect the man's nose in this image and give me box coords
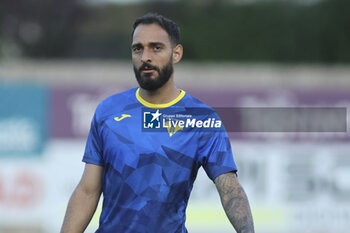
[141,49,152,63]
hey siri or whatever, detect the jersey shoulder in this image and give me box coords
[182,92,218,117]
[182,92,224,130]
[182,92,213,109]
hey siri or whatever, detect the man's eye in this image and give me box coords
[133,47,141,52]
[154,46,161,51]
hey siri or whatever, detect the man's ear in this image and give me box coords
[172,44,183,64]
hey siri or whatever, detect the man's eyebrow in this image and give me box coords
[149,42,165,47]
[132,42,166,48]
[131,43,142,48]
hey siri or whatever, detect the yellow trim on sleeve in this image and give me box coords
[136,88,186,109]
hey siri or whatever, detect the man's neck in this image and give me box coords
[138,78,180,105]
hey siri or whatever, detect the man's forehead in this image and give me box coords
[132,23,171,45]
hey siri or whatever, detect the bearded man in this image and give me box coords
[61,13,254,233]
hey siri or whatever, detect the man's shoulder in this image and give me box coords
[182,92,221,121]
[183,91,214,110]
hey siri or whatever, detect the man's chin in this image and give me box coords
[140,74,159,81]
[138,78,166,91]
[141,70,158,77]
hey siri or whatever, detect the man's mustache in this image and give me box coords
[139,63,160,72]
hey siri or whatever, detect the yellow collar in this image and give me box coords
[136,88,186,109]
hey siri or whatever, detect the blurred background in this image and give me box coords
[1,0,350,232]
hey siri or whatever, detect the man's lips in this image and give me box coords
[141,69,155,74]
[139,63,158,74]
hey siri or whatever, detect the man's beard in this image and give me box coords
[133,57,173,91]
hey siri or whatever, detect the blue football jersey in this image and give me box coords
[83,87,237,233]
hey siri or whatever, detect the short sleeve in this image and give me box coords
[198,130,237,181]
[82,113,104,166]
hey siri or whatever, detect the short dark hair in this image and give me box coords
[132,13,180,46]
